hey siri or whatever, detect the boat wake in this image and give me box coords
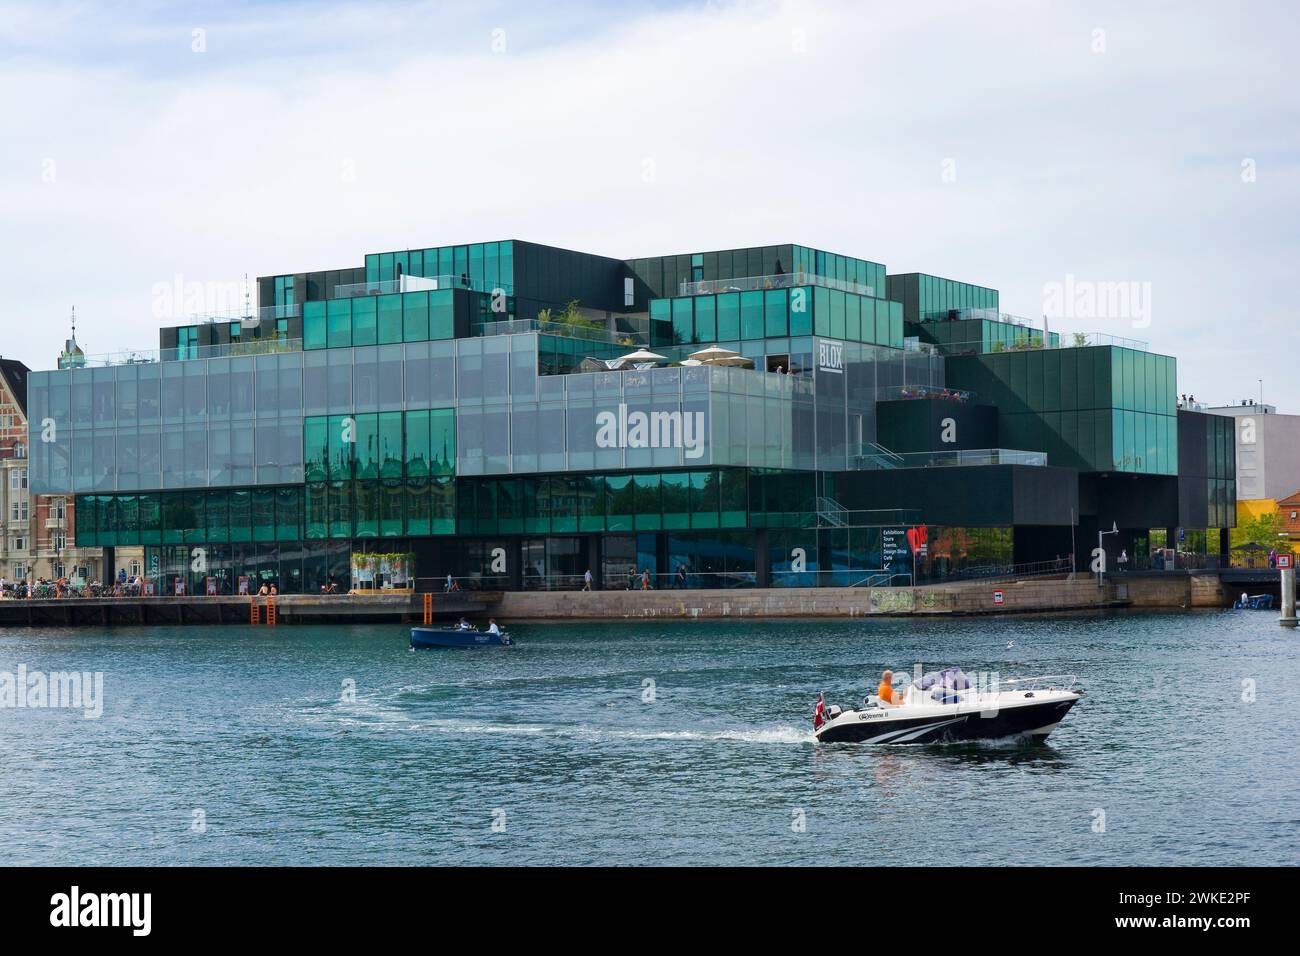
[285,698,813,746]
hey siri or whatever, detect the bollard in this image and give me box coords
[1281,566,1297,628]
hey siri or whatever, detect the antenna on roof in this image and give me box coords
[243,273,251,320]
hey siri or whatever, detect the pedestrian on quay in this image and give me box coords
[582,569,593,592]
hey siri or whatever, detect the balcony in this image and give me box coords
[677,272,876,298]
[854,446,1048,470]
[190,304,300,325]
[334,275,514,298]
[81,337,303,368]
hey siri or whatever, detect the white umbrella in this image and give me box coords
[618,348,667,363]
[679,359,704,366]
[689,345,741,362]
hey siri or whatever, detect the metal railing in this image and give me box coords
[855,447,1048,470]
[81,337,303,367]
[814,496,850,527]
[879,384,977,403]
[477,318,644,347]
[678,273,875,297]
[931,557,1074,585]
[191,304,300,324]
[919,308,1038,326]
[334,275,514,298]
[859,442,904,469]
[927,330,1149,354]
[750,508,923,529]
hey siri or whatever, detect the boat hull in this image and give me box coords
[816,695,1079,745]
[410,627,512,649]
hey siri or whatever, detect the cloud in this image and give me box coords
[0,0,1296,408]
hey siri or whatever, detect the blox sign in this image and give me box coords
[595,404,706,460]
[818,339,844,374]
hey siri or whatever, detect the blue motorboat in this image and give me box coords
[1233,594,1274,610]
[410,625,512,649]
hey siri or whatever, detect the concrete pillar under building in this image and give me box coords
[1281,566,1297,628]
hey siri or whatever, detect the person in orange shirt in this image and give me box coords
[877,670,905,706]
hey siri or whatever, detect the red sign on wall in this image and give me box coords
[993,589,1005,606]
[906,526,928,552]
[1279,554,1293,569]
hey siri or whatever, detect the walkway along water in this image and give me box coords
[2,570,1281,626]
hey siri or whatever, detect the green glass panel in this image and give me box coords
[716,293,740,340]
[380,479,404,536]
[694,296,717,342]
[829,290,845,339]
[229,489,252,542]
[326,299,352,348]
[430,290,454,339]
[661,472,690,529]
[379,412,404,478]
[431,476,455,534]
[277,486,301,540]
[405,478,431,536]
[814,287,830,337]
[304,417,328,482]
[578,475,604,532]
[252,488,276,542]
[304,483,326,539]
[349,297,376,346]
[328,414,354,481]
[740,291,764,340]
[789,287,812,337]
[377,294,403,344]
[672,298,693,345]
[634,473,661,530]
[720,469,747,527]
[303,301,327,350]
[205,489,229,543]
[403,291,429,342]
[139,494,161,545]
[405,409,431,478]
[605,474,633,531]
[355,480,379,537]
[430,409,455,475]
[354,413,379,479]
[765,289,788,338]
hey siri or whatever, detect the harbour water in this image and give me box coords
[2,611,1297,866]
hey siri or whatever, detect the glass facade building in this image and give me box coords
[26,237,1231,593]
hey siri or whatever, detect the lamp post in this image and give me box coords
[1097,521,1119,589]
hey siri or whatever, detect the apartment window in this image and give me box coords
[53,531,66,551]
[14,563,26,579]
[11,536,26,551]
[10,500,28,522]
[9,467,26,490]
[52,561,64,579]
[0,413,12,429]
[52,497,66,519]
[129,559,142,577]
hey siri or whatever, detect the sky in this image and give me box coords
[1,0,1296,409]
